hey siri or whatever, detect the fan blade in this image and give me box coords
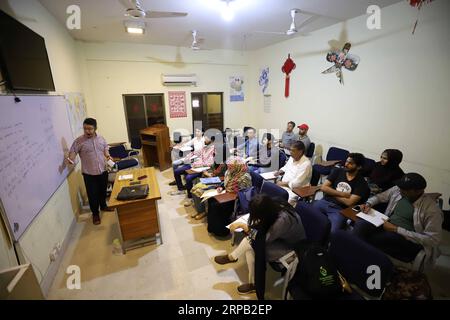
[297,9,340,21]
[145,11,188,18]
[296,15,319,30]
[253,31,287,35]
[119,0,134,9]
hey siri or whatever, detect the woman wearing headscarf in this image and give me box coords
[205,157,252,236]
[369,149,404,192]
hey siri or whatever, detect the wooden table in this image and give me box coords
[108,167,162,253]
[340,207,358,222]
[214,192,237,203]
[292,185,321,200]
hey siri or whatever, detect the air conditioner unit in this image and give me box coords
[161,74,197,86]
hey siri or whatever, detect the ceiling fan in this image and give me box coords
[119,0,188,19]
[254,8,320,36]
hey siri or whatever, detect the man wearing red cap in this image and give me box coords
[297,123,311,152]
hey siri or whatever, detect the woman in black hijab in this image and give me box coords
[369,149,404,192]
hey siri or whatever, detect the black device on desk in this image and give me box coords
[117,184,149,200]
[352,205,362,212]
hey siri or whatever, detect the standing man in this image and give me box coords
[67,118,113,225]
[297,123,311,153]
[279,121,298,156]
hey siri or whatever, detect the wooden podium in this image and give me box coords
[140,124,171,171]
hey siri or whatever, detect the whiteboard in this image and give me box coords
[0,95,74,240]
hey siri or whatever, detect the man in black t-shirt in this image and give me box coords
[312,153,370,232]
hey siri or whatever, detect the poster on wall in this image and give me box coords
[64,92,87,138]
[229,76,244,102]
[168,91,187,118]
[259,67,269,94]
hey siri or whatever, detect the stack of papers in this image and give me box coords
[118,174,133,181]
[226,213,250,232]
[260,171,277,180]
[356,209,389,227]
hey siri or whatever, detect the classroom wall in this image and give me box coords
[78,42,254,141]
[248,0,450,207]
[0,0,86,289]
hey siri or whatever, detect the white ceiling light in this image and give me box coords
[221,0,234,21]
[124,20,146,34]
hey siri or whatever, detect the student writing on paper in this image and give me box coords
[274,141,312,206]
[66,118,114,226]
[170,136,215,207]
[213,194,306,297]
[206,157,251,235]
[352,173,443,270]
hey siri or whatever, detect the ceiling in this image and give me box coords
[36,0,402,51]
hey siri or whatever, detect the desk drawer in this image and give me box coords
[117,201,160,241]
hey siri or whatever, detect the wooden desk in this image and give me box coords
[140,125,171,171]
[214,192,237,203]
[340,207,358,222]
[292,185,321,199]
[108,167,162,252]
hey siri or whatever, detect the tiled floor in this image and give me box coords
[48,168,283,300]
[48,168,450,300]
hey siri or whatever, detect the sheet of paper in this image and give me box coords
[200,189,225,202]
[192,166,210,173]
[356,208,389,227]
[226,213,250,232]
[180,146,192,152]
[260,171,277,180]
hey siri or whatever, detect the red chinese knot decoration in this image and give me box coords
[281,54,296,98]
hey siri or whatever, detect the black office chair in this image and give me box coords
[305,142,315,158]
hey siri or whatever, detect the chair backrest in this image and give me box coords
[249,170,264,193]
[109,145,128,159]
[295,202,331,245]
[361,158,376,177]
[173,132,182,143]
[130,137,142,150]
[328,231,394,298]
[260,181,289,201]
[326,147,349,162]
[279,149,287,169]
[306,142,315,158]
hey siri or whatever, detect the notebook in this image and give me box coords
[199,177,221,185]
[226,213,250,232]
[260,171,277,180]
[117,184,149,201]
[356,208,389,227]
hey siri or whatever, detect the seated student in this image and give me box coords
[352,173,443,269]
[313,153,370,232]
[169,128,205,186]
[214,194,306,295]
[368,149,404,193]
[273,141,312,206]
[206,157,252,236]
[248,133,280,174]
[279,121,299,156]
[297,123,311,153]
[170,136,215,202]
[233,127,260,161]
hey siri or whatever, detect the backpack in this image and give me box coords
[382,267,433,300]
[289,244,343,299]
[233,186,257,219]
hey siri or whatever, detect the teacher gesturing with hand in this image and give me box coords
[66,118,113,225]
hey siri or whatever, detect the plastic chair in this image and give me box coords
[260,181,289,201]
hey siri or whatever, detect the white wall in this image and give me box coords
[79,42,254,141]
[249,0,450,207]
[0,0,86,288]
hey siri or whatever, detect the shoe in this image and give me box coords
[237,283,256,294]
[195,212,206,220]
[101,206,114,212]
[169,180,177,186]
[170,190,185,196]
[214,254,237,265]
[184,199,193,207]
[92,214,101,225]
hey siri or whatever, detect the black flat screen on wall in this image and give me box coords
[0,10,55,92]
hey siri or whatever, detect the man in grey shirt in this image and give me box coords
[280,121,298,156]
[297,123,311,153]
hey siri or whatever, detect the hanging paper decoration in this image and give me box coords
[409,0,434,34]
[168,91,187,118]
[258,67,269,94]
[321,43,360,85]
[229,76,244,102]
[281,54,296,98]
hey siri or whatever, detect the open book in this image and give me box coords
[356,208,389,227]
[226,213,250,232]
[260,171,277,180]
[200,188,225,202]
